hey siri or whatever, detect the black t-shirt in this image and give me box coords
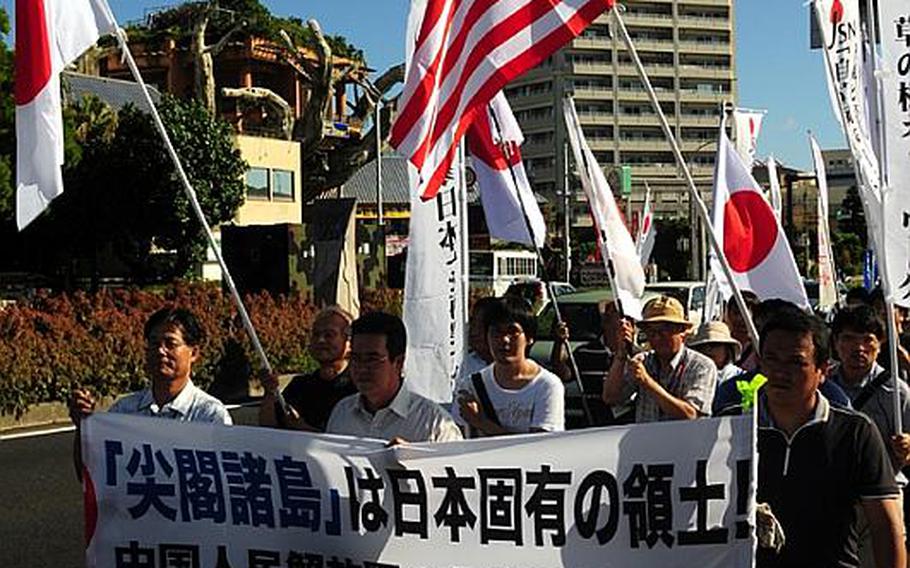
[281,368,356,431]
[757,399,899,568]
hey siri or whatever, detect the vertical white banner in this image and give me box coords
[563,98,645,319]
[766,156,783,222]
[731,109,765,166]
[402,0,465,402]
[879,1,910,306]
[809,135,839,311]
[814,0,883,247]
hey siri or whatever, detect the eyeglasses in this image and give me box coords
[350,354,390,366]
[641,323,686,336]
[489,325,525,340]
[147,339,189,352]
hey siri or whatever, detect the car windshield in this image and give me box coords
[537,303,603,342]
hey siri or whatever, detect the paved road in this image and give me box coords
[1,430,83,568]
[0,405,260,567]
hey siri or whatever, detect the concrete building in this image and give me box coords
[505,0,736,276]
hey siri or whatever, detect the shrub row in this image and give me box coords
[0,283,403,418]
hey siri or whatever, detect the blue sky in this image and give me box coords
[4,0,841,170]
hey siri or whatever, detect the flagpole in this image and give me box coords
[96,9,291,411]
[613,8,760,350]
[487,103,594,426]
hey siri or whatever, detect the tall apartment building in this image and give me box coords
[506,0,736,228]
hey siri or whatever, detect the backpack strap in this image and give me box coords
[471,372,501,427]
[852,369,893,411]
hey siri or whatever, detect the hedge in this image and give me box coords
[0,283,403,418]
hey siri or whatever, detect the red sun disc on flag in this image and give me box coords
[830,0,844,25]
[723,190,778,272]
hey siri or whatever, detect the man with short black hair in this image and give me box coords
[756,309,904,568]
[326,312,462,443]
[68,306,231,480]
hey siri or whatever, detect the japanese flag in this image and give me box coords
[710,131,809,308]
[467,92,546,247]
[15,0,116,230]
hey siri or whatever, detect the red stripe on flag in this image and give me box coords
[419,0,608,199]
[390,0,463,148]
[15,0,53,105]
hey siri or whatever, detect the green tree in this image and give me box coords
[17,94,247,288]
[0,8,14,223]
[837,184,868,248]
[651,218,691,281]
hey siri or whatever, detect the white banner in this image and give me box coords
[879,1,910,306]
[766,156,782,222]
[814,0,884,253]
[402,0,467,402]
[809,134,839,310]
[564,98,646,320]
[732,109,765,166]
[82,413,756,568]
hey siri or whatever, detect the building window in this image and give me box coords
[246,167,270,199]
[272,169,294,200]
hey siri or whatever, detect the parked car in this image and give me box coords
[643,281,707,327]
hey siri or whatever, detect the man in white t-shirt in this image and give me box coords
[453,296,564,436]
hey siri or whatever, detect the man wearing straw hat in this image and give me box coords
[688,321,744,384]
[602,295,717,422]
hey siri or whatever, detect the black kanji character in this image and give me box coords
[623,463,675,549]
[114,540,154,568]
[677,460,728,545]
[174,449,226,523]
[896,16,910,48]
[326,488,342,536]
[125,444,177,521]
[105,440,123,486]
[287,551,324,568]
[524,465,572,547]
[248,549,281,568]
[479,468,523,545]
[899,81,910,114]
[364,562,400,568]
[345,466,389,532]
[222,451,275,528]
[388,469,429,538]
[159,543,199,568]
[574,470,620,545]
[432,467,477,542]
[274,455,321,530]
[326,557,362,568]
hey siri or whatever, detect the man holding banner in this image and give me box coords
[326,312,462,443]
[757,309,904,568]
[68,307,232,479]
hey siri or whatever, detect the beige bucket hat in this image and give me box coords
[688,321,742,360]
[640,295,691,327]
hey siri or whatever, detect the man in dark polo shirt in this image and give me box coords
[756,309,904,568]
[259,306,357,431]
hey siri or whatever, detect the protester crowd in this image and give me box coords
[67,287,910,568]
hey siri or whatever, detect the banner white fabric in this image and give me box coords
[82,413,756,568]
[878,0,910,306]
[563,99,645,320]
[813,0,884,254]
[709,132,809,308]
[809,134,839,311]
[766,156,782,222]
[469,93,546,247]
[402,0,467,402]
[637,184,656,269]
[732,109,764,166]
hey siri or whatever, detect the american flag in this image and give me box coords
[390,0,614,201]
